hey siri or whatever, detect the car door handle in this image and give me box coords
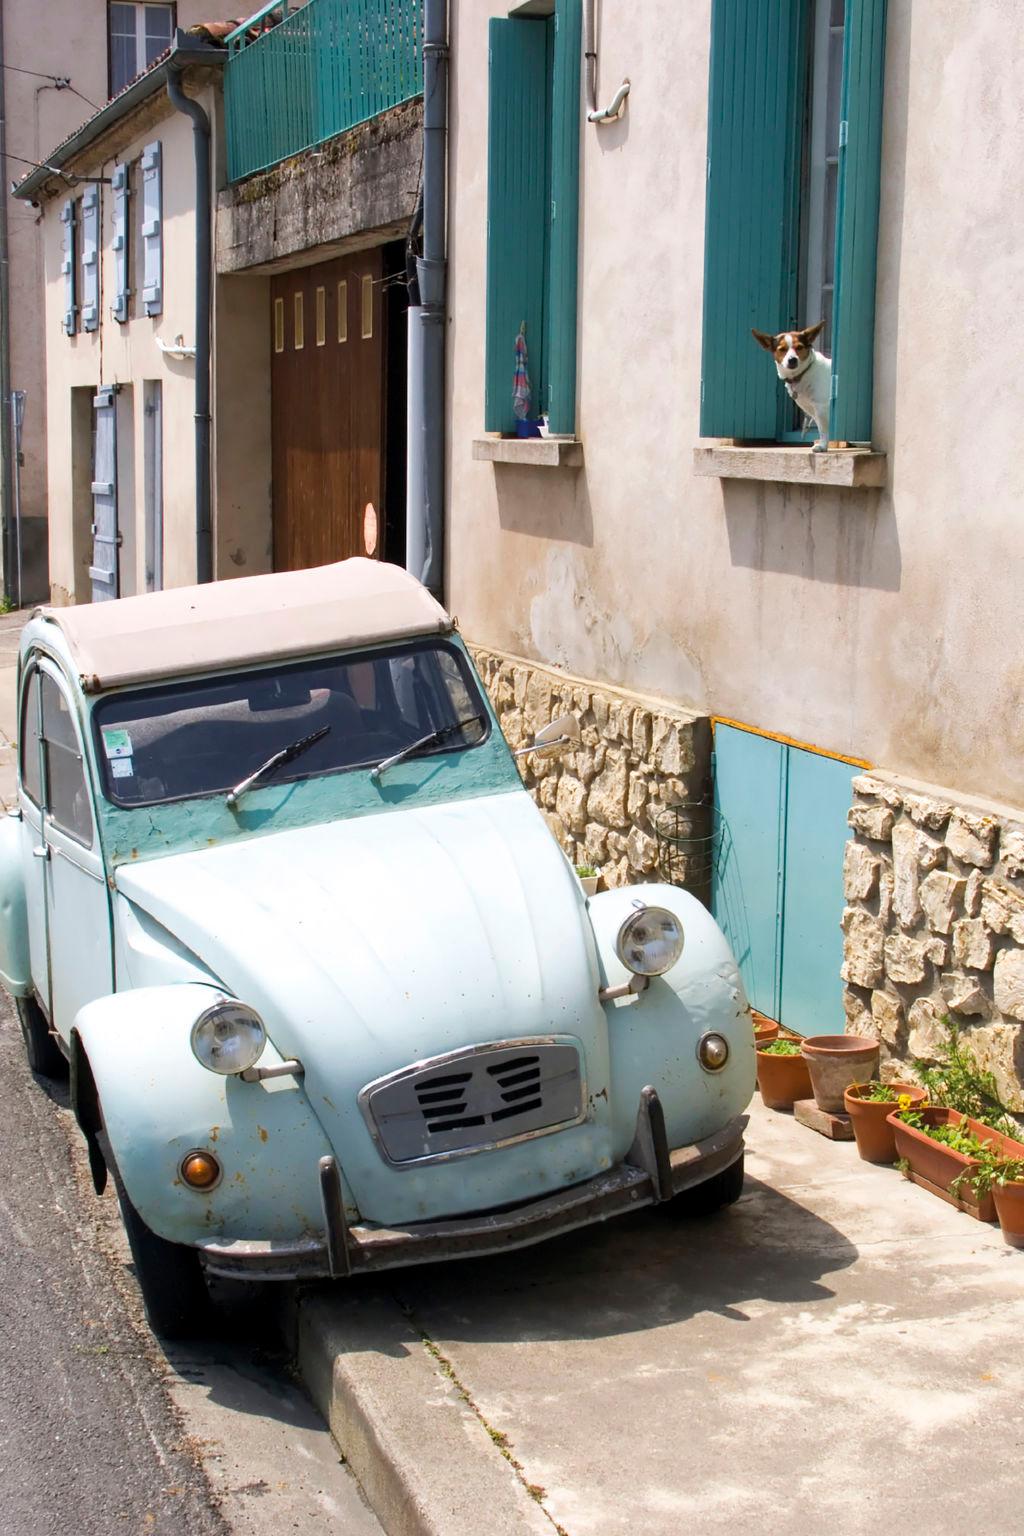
[32,844,50,860]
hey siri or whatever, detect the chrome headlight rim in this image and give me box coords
[614,903,685,977]
[696,1031,730,1073]
[190,998,267,1077]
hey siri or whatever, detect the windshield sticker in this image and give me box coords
[111,757,135,779]
[102,727,133,760]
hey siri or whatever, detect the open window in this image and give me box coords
[700,0,887,447]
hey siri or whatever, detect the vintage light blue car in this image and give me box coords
[1,559,754,1336]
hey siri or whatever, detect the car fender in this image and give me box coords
[0,811,31,996]
[587,883,755,1152]
[71,983,341,1249]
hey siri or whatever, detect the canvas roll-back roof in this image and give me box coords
[35,560,452,693]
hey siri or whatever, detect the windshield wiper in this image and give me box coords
[226,725,331,808]
[370,714,485,782]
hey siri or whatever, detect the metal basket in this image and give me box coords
[652,801,721,898]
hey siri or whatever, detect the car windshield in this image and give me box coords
[91,640,490,807]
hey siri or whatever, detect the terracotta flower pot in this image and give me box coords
[800,1034,880,1113]
[755,1046,812,1110]
[752,1011,779,1049]
[888,1107,1024,1222]
[993,1181,1024,1249]
[843,1081,927,1164]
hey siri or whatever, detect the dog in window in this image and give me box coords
[752,323,831,452]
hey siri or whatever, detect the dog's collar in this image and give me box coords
[782,353,816,389]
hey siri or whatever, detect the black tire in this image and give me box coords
[103,1138,211,1341]
[671,1154,745,1218]
[16,994,66,1078]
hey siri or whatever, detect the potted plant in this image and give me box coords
[992,1161,1024,1248]
[756,1037,812,1111]
[888,1106,1024,1222]
[751,1010,779,1048]
[843,1081,927,1164]
[575,863,600,898]
[800,1034,880,1113]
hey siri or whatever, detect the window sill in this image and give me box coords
[472,437,584,469]
[693,443,886,489]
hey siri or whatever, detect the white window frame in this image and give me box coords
[801,0,845,354]
[109,3,175,96]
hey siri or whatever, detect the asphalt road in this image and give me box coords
[0,993,382,1536]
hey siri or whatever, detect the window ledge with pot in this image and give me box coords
[472,436,584,469]
[693,442,886,490]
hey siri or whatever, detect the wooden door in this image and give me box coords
[271,248,384,571]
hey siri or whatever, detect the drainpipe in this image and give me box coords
[408,0,447,600]
[0,1,14,601]
[584,0,629,123]
[166,60,213,584]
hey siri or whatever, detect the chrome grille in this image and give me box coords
[361,1040,584,1166]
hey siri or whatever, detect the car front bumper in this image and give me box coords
[199,1088,748,1282]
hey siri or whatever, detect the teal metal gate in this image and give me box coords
[712,722,853,1036]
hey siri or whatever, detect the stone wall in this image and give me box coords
[470,646,711,892]
[842,770,1024,1108]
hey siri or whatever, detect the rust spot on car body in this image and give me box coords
[209,1126,220,1142]
[257,1125,269,1142]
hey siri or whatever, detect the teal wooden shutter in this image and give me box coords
[830,0,888,444]
[111,163,130,323]
[700,0,808,439]
[546,0,582,435]
[80,184,99,333]
[484,18,550,434]
[60,199,77,336]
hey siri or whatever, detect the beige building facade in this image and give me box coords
[447,0,1024,1099]
[2,1,214,601]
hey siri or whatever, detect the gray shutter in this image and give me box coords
[80,184,99,332]
[60,199,78,335]
[111,162,130,322]
[141,140,163,317]
[89,387,119,602]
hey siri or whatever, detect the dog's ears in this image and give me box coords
[798,321,825,344]
[751,329,777,352]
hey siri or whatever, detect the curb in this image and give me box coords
[296,1291,553,1536]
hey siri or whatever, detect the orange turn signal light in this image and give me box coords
[180,1150,221,1190]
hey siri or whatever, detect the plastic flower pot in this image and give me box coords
[993,1181,1024,1249]
[800,1034,880,1114]
[843,1081,927,1164]
[755,1044,812,1110]
[888,1107,1024,1222]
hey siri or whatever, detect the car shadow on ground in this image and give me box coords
[327,1174,860,1350]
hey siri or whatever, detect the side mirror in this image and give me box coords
[515,712,581,759]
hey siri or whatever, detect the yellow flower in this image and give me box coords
[897,1094,912,1112]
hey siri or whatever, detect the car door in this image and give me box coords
[37,663,114,1040]
[18,664,51,1017]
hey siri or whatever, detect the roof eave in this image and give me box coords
[11,38,224,202]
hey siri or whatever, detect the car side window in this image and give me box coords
[40,673,94,846]
[19,669,42,807]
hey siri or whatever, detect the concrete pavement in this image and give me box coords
[297,1094,1024,1536]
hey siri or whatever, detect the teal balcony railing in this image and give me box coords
[225,0,423,183]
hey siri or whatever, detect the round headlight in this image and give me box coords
[697,1032,730,1072]
[614,905,685,977]
[190,1000,266,1076]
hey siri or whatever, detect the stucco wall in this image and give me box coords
[3,0,219,599]
[445,0,1024,807]
[40,83,221,602]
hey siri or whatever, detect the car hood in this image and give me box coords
[114,789,613,1221]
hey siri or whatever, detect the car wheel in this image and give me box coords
[671,1154,744,1218]
[16,994,66,1078]
[102,1137,211,1341]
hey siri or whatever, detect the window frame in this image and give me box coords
[36,667,96,850]
[108,2,176,99]
[19,667,43,809]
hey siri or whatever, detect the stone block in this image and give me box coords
[891,821,922,929]
[939,971,992,1018]
[583,822,609,865]
[524,673,553,729]
[651,717,692,777]
[841,909,885,988]
[847,804,895,841]
[843,841,880,901]
[950,1022,1024,1113]
[993,948,1024,1022]
[627,771,649,823]
[901,791,953,831]
[538,777,558,810]
[884,933,930,984]
[907,998,947,1062]
[626,825,659,874]
[541,809,568,850]
[945,811,998,868]
[870,989,906,1049]
[843,985,874,1034]
[876,866,895,927]
[851,774,903,808]
[555,775,588,836]
[981,877,1024,945]
[587,750,629,829]
[952,918,995,972]
[631,712,652,762]
[964,869,984,918]
[1000,824,1024,880]
[918,870,966,935]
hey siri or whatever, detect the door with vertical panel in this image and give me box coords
[271,248,384,572]
[89,387,119,602]
[713,723,852,1035]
